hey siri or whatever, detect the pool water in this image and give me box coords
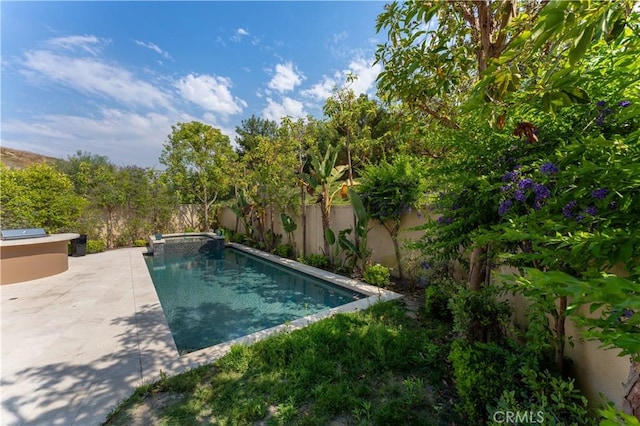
[144,248,365,354]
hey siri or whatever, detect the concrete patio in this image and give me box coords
[1,246,400,426]
[1,248,203,426]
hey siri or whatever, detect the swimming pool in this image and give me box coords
[144,247,368,354]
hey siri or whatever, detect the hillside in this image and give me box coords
[0,146,59,169]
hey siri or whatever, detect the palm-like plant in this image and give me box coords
[304,146,347,258]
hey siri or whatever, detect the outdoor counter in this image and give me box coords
[0,233,80,285]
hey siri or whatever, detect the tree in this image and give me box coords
[375,1,543,127]
[234,115,279,156]
[242,131,298,251]
[0,163,86,233]
[160,121,237,231]
[358,155,426,280]
[280,116,319,257]
[324,87,390,179]
[375,0,546,289]
[55,150,111,196]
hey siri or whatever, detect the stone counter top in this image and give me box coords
[0,233,80,247]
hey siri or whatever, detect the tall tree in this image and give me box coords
[280,116,319,256]
[242,130,298,251]
[160,121,237,231]
[375,0,543,290]
[234,115,279,156]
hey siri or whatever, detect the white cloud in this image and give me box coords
[345,57,382,96]
[302,56,381,103]
[301,74,339,102]
[267,62,305,93]
[231,28,250,42]
[44,34,107,55]
[1,108,188,167]
[134,40,172,59]
[21,50,173,109]
[176,74,247,116]
[262,96,305,122]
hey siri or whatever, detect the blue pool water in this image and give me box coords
[144,248,365,354]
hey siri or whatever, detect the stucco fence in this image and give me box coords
[218,204,631,412]
[218,204,429,274]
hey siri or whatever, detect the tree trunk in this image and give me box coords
[321,188,330,256]
[346,130,354,186]
[623,361,640,420]
[384,222,404,279]
[391,233,405,280]
[469,246,487,291]
[301,195,307,257]
[203,190,209,232]
[554,296,567,373]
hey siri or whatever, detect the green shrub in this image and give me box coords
[134,239,147,247]
[449,286,512,344]
[299,254,330,269]
[228,230,248,243]
[273,244,294,259]
[87,240,106,254]
[424,278,461,321]
[489,368,595,425]
[449,340,536,424]
[364,264,391,287]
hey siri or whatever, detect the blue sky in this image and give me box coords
[1,1,387,167]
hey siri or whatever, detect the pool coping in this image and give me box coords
[176,243,403,367]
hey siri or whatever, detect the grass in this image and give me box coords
[103,301,457,425]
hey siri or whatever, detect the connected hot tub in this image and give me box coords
[0,229,80,285]
[148,232,225,256]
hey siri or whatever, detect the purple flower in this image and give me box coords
[603,108,613,114]
[501,170,518,182]
[624,309,634,318]
[597,100,606,107]
[514,190,527,202]
[420,260,431,270]
[584,205,598,216]
[596,114,605,126]
[533,184,550,200]
[592,188,608,200]
[518,178,534,190]
[576,214,585,222]
[533,200,542,211]
[500,184,512,192]
[437,216,452,225]
[498,199,513,216]
[563,200,578,218]
[540,162,559,174]
[619,100,632,108]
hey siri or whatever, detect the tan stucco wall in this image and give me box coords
[218,204,429,276]
[0,240,70,285]
[501,290,630,411]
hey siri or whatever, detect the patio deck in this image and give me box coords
[1,248,202,426]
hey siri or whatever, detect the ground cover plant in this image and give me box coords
[103,301,456,426]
